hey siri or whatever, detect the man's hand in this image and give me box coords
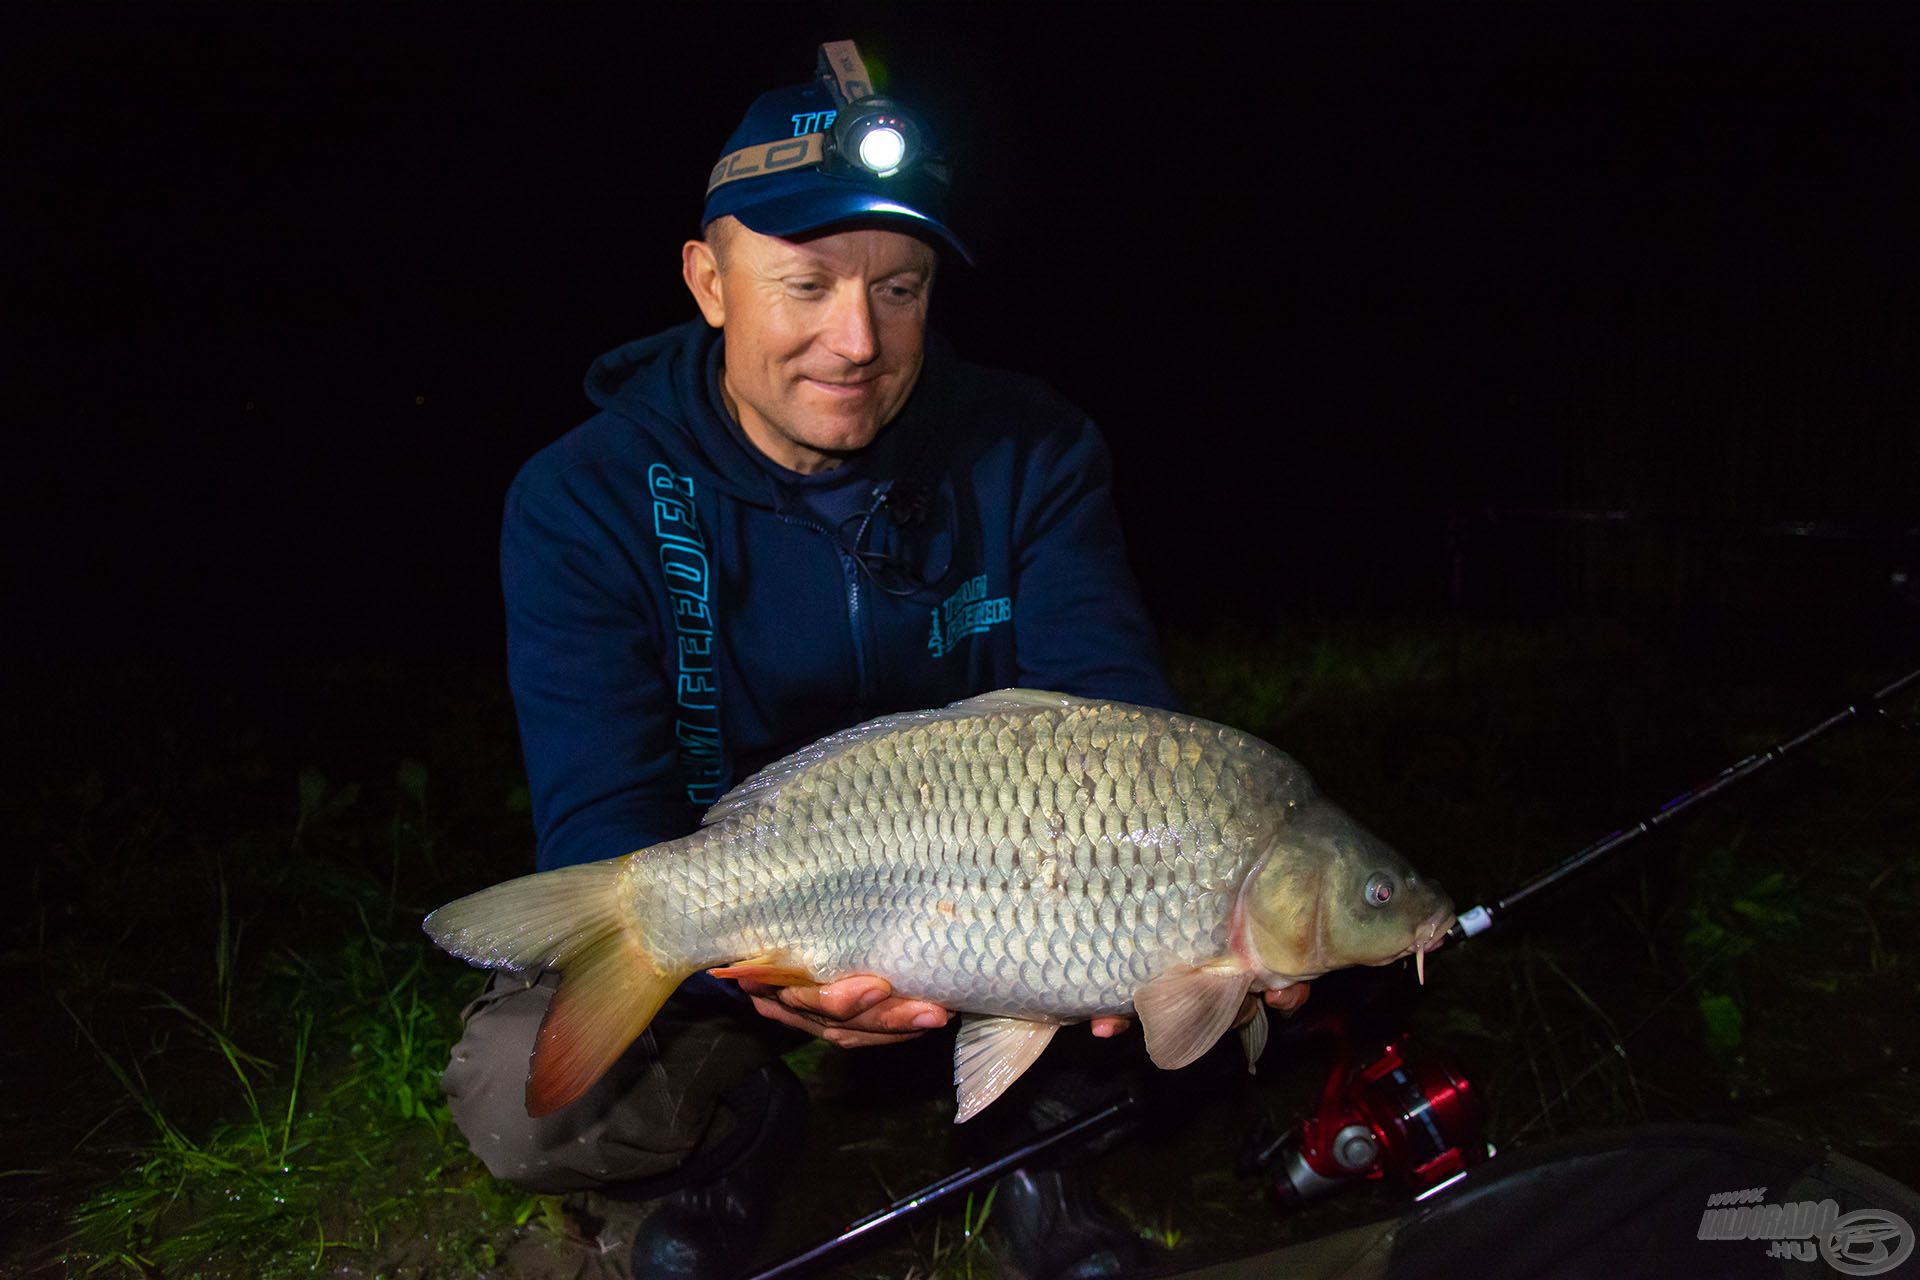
[736,973,952,1047]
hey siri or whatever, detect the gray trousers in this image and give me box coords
[441,971,783,1194]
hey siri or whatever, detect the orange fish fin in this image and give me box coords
[530,931,687,1117]
[953,1015,1059,1122]
[706,958,817,987]
[1133,963,1252,1071]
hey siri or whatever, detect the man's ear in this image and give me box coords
[682,239,726,328]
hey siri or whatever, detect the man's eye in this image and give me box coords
[787,280,826,296]
[877,284,922,305]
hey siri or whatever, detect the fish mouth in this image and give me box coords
[1408,905,1457,986]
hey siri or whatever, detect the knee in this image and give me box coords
[440,977,583,1191]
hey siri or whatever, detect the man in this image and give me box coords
[443,43,1293,1279]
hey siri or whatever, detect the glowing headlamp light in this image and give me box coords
[831,98,920,179]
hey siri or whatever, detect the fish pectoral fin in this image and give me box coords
[706,956,817,987]
[1133,964,1253,1071]
[953,1015,1060,1123]
[1237,995,1269,1075]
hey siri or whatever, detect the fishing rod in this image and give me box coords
[745,1093,1139,1280]
[1447,663,1920,946]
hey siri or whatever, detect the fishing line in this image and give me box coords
[1449,664,1920,943]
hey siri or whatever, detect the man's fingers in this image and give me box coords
[1265,984,1311,1014]
[745,994,910,1047]
[825,993,948,1034]
[783,975,892,1020]
[794,977,948,1032]
[1090,1015,1132,1038]
[733,973,951,1039]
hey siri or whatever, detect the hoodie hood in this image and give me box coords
[582,317,950,509]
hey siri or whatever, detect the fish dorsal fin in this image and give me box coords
[700,689,1083,827]
[1132,962,1252,1071]
[953,1014,1061,1122]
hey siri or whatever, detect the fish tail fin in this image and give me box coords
[423,858,691,1117]
[530,922,685,1117]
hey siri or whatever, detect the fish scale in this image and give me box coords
[635,702,1285,1019]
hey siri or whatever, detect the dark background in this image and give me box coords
[8,2,1918,659]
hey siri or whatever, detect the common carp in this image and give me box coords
[425,690,1454,1121]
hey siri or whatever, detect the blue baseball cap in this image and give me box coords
[701,79,972,265]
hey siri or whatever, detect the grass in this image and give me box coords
[7,613,1919,1277]
[899,1187,998,1280]
[6,664,566,1277]
[56,877,558,1277]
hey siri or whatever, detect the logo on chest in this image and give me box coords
[927,573,1012,658]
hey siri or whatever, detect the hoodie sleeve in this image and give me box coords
[501,459,696,870]
[1010,414,1181,711]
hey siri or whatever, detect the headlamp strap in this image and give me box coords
[816,40,876,107]
[704,39,891,195]
[706,131,828,195]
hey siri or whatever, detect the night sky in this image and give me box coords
[9,3,1918,658]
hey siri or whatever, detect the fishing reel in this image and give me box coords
[1245,1019,1491,1208]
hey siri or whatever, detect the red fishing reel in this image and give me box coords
[1262,1022,1490,1207]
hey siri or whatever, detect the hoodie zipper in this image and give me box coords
[775,510,873,719]
[841,550,870,718]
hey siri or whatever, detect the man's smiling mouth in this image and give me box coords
[806,377,877,395]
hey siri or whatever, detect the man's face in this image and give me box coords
[683,220,935,475]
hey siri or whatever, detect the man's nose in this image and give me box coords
[823,286,879,364]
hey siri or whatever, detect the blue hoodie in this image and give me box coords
[504,318,1177,871]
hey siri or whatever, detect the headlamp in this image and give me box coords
[815,40,930,181]
[836,102,916,178]
[705,40,944,196]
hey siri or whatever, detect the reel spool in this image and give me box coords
[1264,1030,1491,1207]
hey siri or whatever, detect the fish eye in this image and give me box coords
[1364,872,1395,907]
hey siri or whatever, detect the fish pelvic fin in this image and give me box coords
[953,1015,1060,1123]
[1133,962,1253,1071]
[422,859,689,1118]
[1237,996,1269,1074]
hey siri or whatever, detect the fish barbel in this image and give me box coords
[425,690,1454,1121]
